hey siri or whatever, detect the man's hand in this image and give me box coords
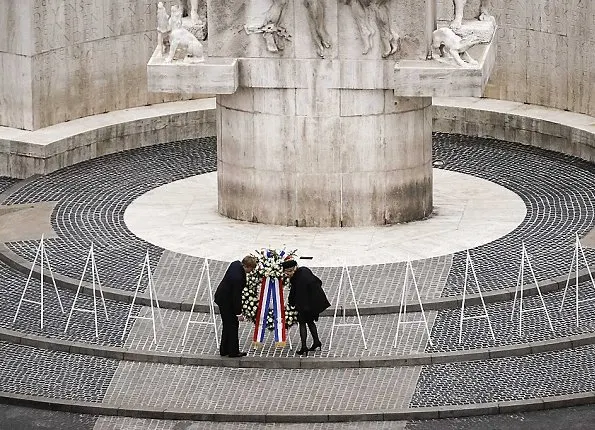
[237,314,245,322]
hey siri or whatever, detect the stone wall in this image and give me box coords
[437,0,594,116]
[0,0,199,131]
[1,0,593,131]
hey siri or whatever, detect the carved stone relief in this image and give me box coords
[343,0,399,58]
[303,0,332,58]
[430,0,495,67]
[432,27,481,66]
[451,0,493,29]
[157,2,205,63]
[244,0,292,53]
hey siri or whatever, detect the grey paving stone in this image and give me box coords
[102,363,422,413]
[410,344,595,407]
[0,341,118,402]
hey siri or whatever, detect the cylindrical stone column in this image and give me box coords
[217,86,432,227]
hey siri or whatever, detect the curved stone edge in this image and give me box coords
[0,240,591,315]
[433,97,595,163]
[1,390,594,422]
[0,99,216,179]
[2,325,595,369]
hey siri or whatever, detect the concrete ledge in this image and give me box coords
[0,99,216,178]
[1,391,594,422]
[394,35,496,98]
[2,324,594,369]
[433,97,595,163]
[148,50,239,95]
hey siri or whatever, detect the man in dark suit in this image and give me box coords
[214,255,257,357]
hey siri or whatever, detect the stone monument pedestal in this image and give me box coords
[217,87,432,226]
[147,0,497,227]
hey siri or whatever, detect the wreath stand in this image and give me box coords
[459,250,495,344]
[394,260,433,348]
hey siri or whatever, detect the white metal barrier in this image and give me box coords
[459,250,495,344]
[64,243,109,337]
[13,234,65,328]
[329,262,367,350]
[559,233,595,326]
[121,251,164,344]
[511,243,555,335]
[394,260,433,347]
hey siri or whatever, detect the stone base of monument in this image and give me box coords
[147,49,238,94]
[393,29,496,98]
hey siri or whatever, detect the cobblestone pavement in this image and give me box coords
[125,306,435,357]
[411,343,595,407]
[102,362,422,411]
[0,341,117,402]
[1,134,595,427]
[153,250,452,305]
[432,134,595,296]
[3,138,217,294]
[2,135,594,305]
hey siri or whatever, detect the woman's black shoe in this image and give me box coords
[296,347,309,357]
[309,342,322,351]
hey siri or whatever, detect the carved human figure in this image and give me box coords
[432,27,481,66]
[244,0,289,52]
[343,0,399,58]
[169,4,183,30]
[451,0,492,29]
[263,0,289,52]
[190,0,200,24]
[369,0,399,58]
[343,0,374,55]
[166,8,204,63]
[156,2,170,57]
[303,0,332,58]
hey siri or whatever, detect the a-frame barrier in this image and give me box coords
[394,260,433,348]
[328,262,367,351]
[511,243,555,335]
[64,243,109,337]
[559,233,595,326]
[121,251,164,344]
[459,250,495,344]
[13,234,65,328]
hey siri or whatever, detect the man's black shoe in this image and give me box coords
[220,353,228,357]
[228,352,248,358]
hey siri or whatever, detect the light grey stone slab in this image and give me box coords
[148,51,239,94]
[393,37,496,98]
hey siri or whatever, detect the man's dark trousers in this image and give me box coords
[219,305,240,356]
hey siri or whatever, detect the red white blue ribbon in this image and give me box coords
[253,276,286,345]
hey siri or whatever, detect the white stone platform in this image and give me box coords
[124,169,526,266]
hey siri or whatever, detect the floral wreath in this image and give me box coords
[241,248,299,330]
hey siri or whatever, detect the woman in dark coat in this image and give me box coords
[283,260,331,357]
